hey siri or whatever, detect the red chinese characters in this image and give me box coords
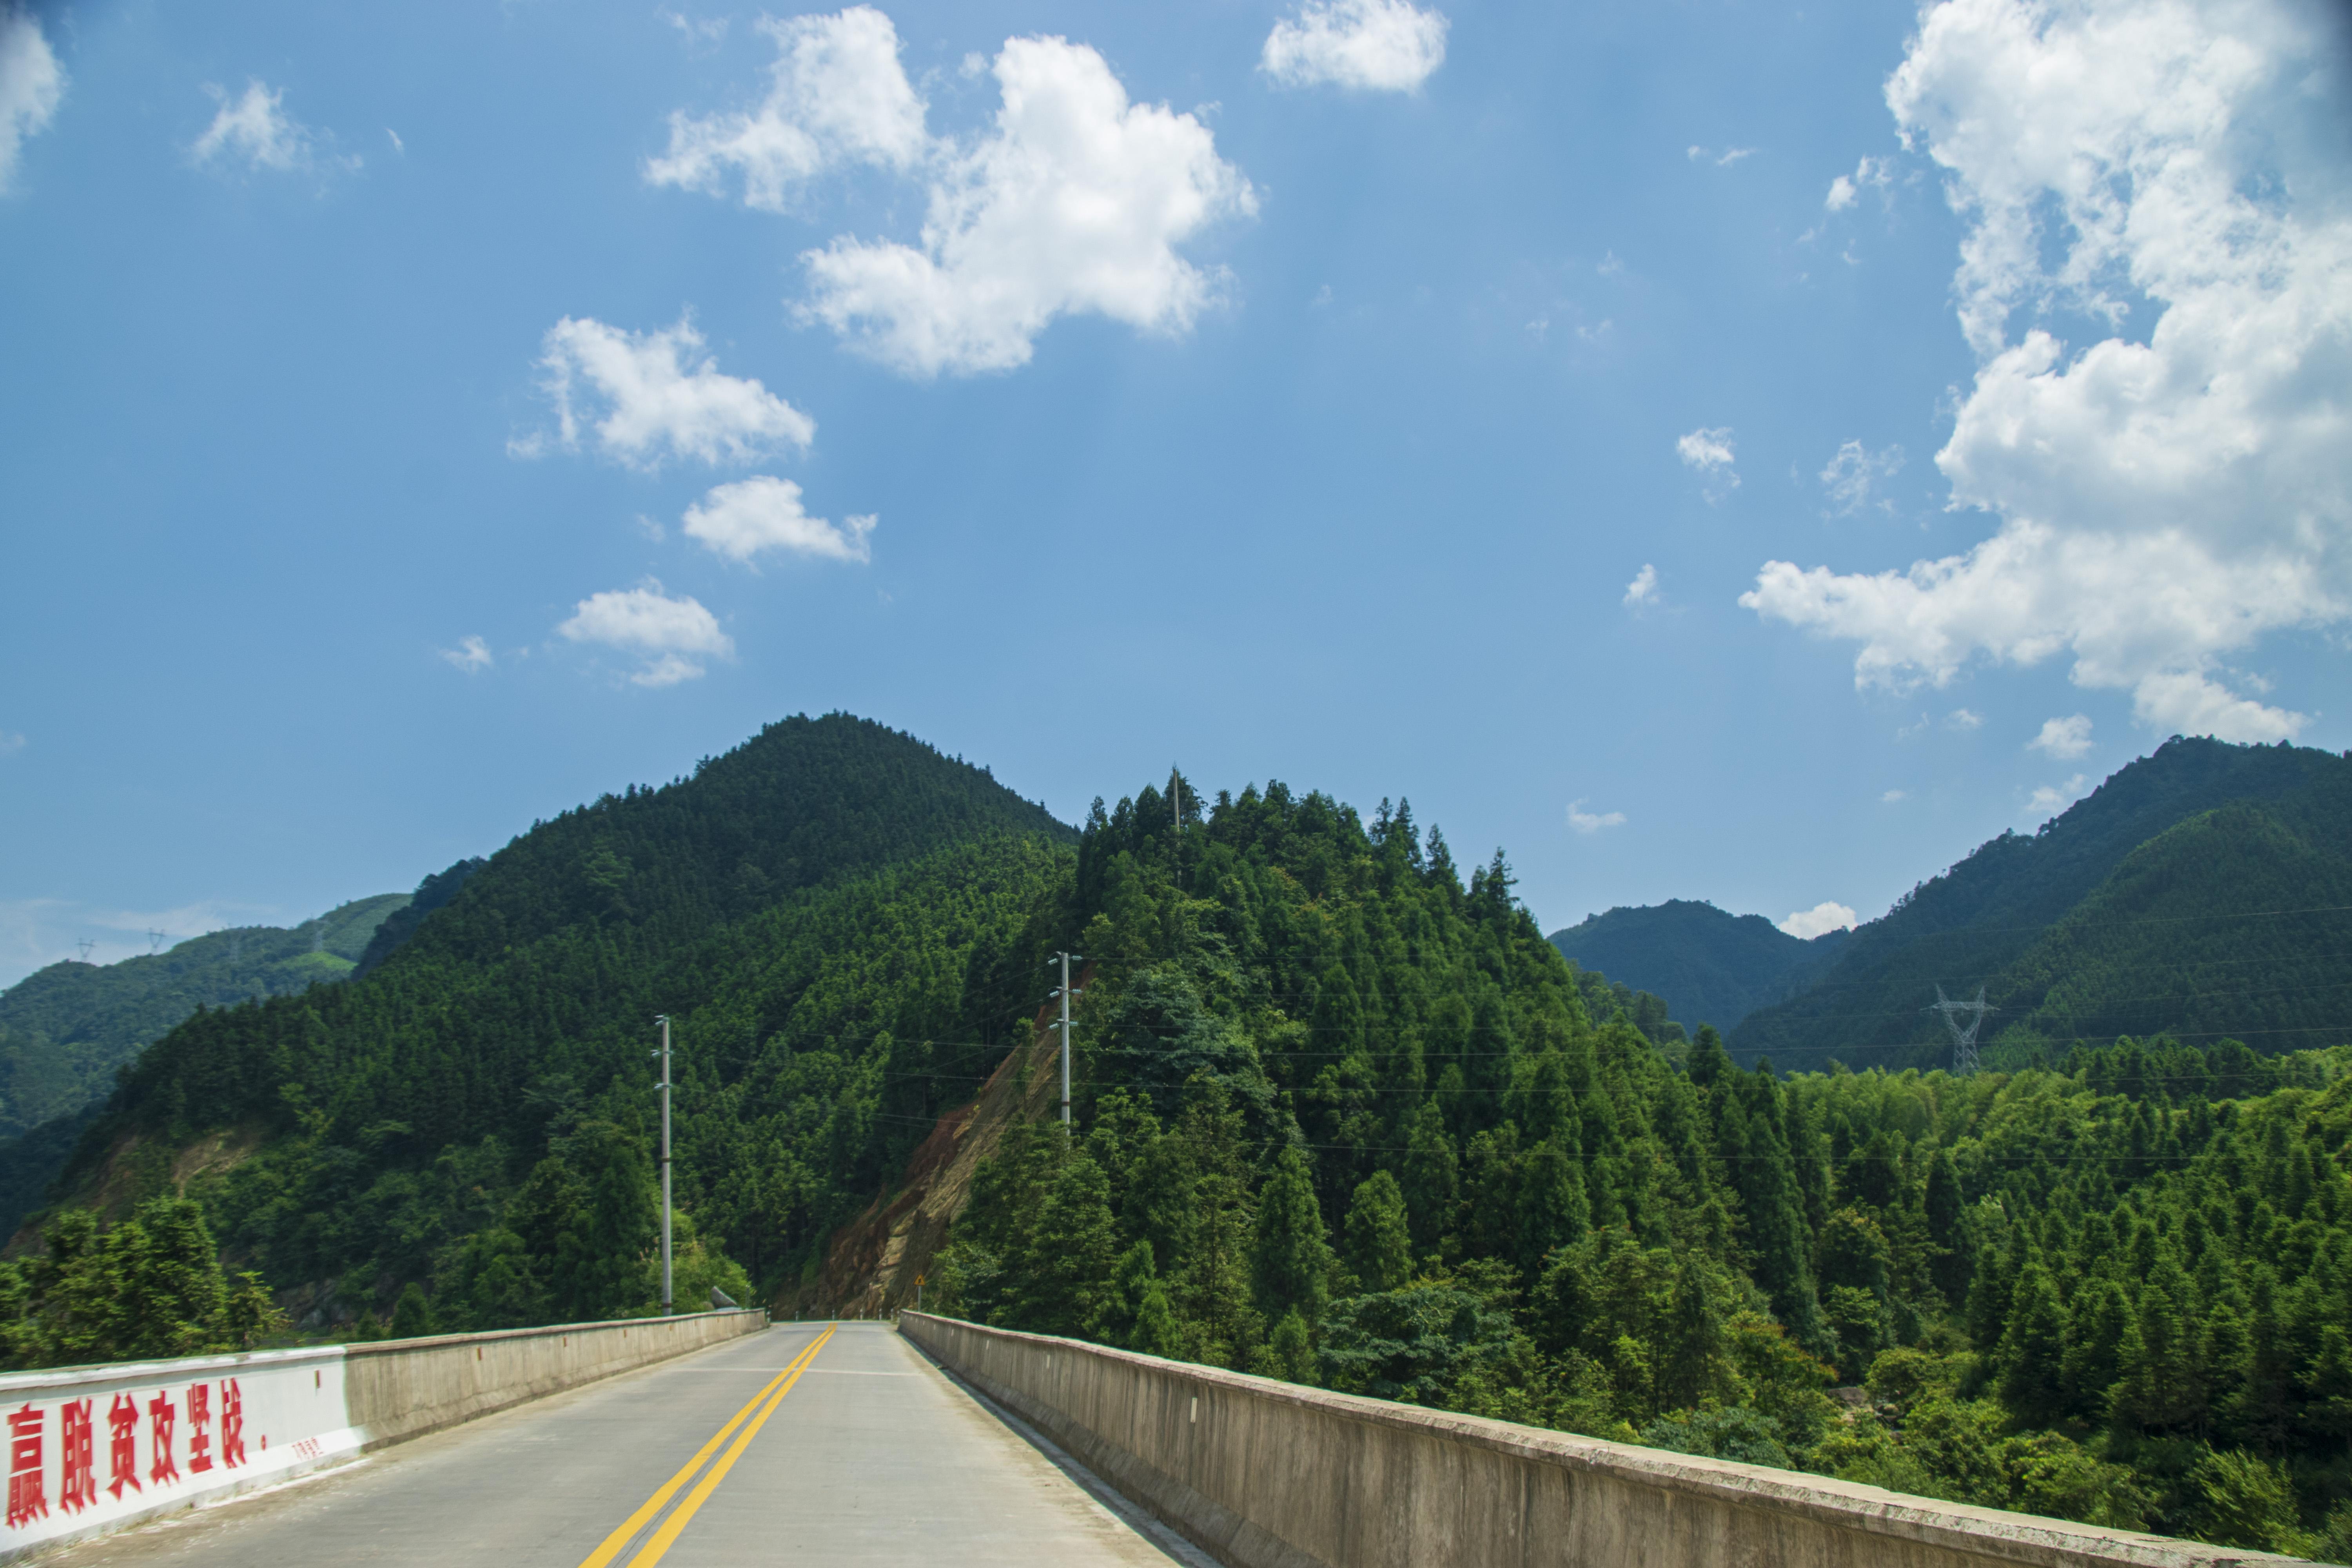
[185,1385,212,1475]
[105,1395,140,1501]
[6,1404,46,1529]
[145,1392,178,1486]
[218,1381,244,1469]
[57,1400,93,1515]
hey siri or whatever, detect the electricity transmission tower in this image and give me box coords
[1927,985,1996,1076]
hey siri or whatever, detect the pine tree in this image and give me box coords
[1924,1148,1969,1304]
[1998,1262,2068,1426]
[1017,1152,1120,1337]
[1344,1171,1413,1294]
[1400,1102,1459,1250]
[2061,1276,2128,1421]
[1269,1310,1316,1385]
[1515,1140,1589,1275]
[1252,1146,1334,1326]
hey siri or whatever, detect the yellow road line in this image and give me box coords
[575,1326,834,1568]
[621,1323,836,1568]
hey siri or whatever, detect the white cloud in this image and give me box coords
[1677,426,1739,499]
[440,635,493,674]
[385,127,403,154]
[1261,0,1448,93]
[522,316,814,471]
[798,35,1256,376]
[1746,0,2349,745]
[1623,563,1659,608]
[1882,788,1908,802]
[1946,707,1983,730]
[0,8,64,193]
[1691,145,1757,167]
[681,476,876,565]
[1819,439,1904,515]
[656,15,1256,377]
[192,80,351,176]
[1824,153,1892,211]
[557,581,734,687]
[2027,773,2091,815]
[645,6,927,212]
[2030,713,2093,758]
[1779,901,1858,938]
[1567,799,1626,834]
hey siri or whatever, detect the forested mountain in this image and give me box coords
[0,893,408,1142]
[1548,899,1847,1034]
[1733,739,2352,1073]
[932,785,2352,1559]
[6,720,2351,1556]
[8,714,1074,1328]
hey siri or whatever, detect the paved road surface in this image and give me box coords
[42,1322,1203,1567]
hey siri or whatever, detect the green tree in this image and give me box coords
[1252,1146,1334,1326]
[1344,1171,1413,1294]
[1997,1263,2067,1427]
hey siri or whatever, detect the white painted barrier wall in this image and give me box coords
[0,1308,766,1561]
[0,1345,358,1558]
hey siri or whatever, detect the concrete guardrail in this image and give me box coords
[899,1312,2307,1568]
[0,1307,766,1561]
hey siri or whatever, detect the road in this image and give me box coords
[41,1322,1207,1567]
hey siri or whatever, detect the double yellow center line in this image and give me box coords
[577,1323,837,1568]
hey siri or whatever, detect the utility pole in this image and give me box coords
[654,1015,673,1314]
[1048,953,1082,1128]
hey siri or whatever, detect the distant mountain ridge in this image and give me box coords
[0,893,409,1141]
[1731,737,2352,1071]
[1547,899,1849,1034]
[1545,739,2352,1074]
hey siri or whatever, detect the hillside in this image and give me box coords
[7,722,2352,1552]
[1548,899,1848,1034]
[0,893,409,1142]
[1731,738,2352,1072]
[22,714,1075,1323]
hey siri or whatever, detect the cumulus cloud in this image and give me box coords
[645,6,927,211]
[1882,788,1908,802]
[2030,713,2093,758]
[2028,773,2091,815]
[653,12,1255,377]
[1677,426,1738,499]
[1779,901,1858,938]
[1746,0,2351,744]
[0,8,64,193]
[1261,0,1449,93]
[440,636,493,673]
[1623,563,1659,608]
[1820,439,1904,515]
[1946,707,1983,731]
[1824,154,1892,211]
[681,476,875,565]
[192,80,351,176]
[799,36,1256,376]
[557,581,734,687]
[521,316,814,470]
[1567,799,1626,834]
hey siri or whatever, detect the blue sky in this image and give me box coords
[2,0,2347,982]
